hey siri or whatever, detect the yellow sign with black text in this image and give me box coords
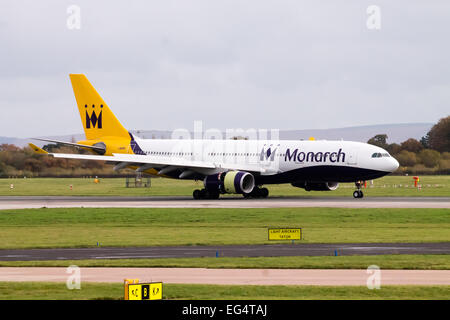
[127,282,163,300]
[268,228,302,241]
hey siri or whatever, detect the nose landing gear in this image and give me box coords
[353,181,364,198]
[353,190,363,198]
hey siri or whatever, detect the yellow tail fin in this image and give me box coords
[69,74,129,140]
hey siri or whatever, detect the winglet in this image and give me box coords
[28,143,48,154]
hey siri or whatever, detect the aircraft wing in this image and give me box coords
[49,152,274,175]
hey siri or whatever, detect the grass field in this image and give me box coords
[0,282,448,300]
[1,255,449,269]
[1,175,449,197]
[0,207,448,249]
[1,179,447,300]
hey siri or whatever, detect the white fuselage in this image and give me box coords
[131,136,399,183]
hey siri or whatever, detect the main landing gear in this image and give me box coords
[243,187,269,199]
[193,189,220,200]
[192,186,270,199]
[353,181,364,199]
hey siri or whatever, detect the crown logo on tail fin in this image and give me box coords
[85,105,102,129]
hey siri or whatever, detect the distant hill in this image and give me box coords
[280,123,434,143]
[2,123,433,148]
[0,136,28,147]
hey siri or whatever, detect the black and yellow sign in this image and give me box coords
[268,228,302,241]
[127,282,163,300]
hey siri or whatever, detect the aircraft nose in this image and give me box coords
[389,157,400,172]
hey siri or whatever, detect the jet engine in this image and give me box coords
[204,171,255,194]
[291,181,339,191]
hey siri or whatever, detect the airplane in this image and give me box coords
[29,74,399,199]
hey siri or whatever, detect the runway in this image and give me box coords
[1,267,449,286]
[1,243,449,261]
[0,196,449,209]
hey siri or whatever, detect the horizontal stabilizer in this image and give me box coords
[33,138,106,153]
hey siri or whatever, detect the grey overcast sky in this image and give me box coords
[0,1,449,138]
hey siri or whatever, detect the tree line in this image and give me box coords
[0,145,132,178]
[367,116,450,174]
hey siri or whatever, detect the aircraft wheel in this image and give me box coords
[353,190,364,198]
[260,187,269,198]
[208,191,220,199]
[250,188,260,198]
[199,189,207,199]
[193,189,201,200]
[203,189,212,199]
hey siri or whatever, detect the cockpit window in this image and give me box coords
[372,152,390,158]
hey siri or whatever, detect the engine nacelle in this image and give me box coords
[204,171,255,194]
[291,181,339,191]
[93,142,106,155]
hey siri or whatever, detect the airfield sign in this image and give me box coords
[268,228,302,241]
[125,280,163,300]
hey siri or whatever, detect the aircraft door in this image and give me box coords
[346,147,359,165]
